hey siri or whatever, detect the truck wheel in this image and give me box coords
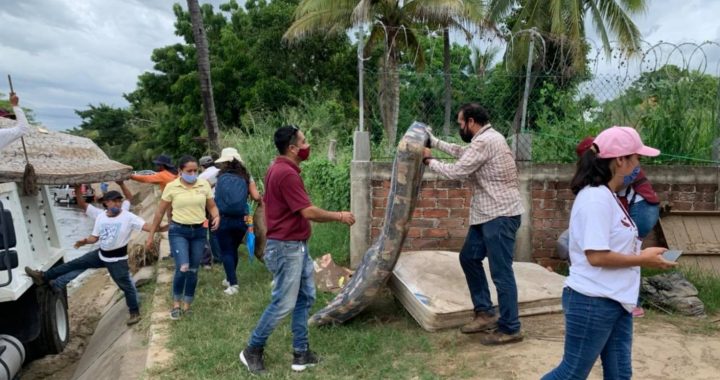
[36,288,69,355]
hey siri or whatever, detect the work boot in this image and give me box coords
[126,312,141,326]
[460,311,498,334]
[24,267,46,286]
[479,329,524,346]
[240,345,266,375]
[291,348,320,372]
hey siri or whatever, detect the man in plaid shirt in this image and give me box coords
[423,103,525,345]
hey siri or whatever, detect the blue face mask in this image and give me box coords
[109,207,121,215]
[181,173,198,184]
[623,166,641,186]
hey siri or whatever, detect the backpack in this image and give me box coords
[215,173,249,217]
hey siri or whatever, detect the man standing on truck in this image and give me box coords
[0,92,30,151]
[25,190,157,326]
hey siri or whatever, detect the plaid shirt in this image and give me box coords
[428,125,525,225]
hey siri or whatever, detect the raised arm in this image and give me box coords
[116,180,133,202]
[74,184,89,211]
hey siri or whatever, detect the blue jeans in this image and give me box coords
[44,249,139,313]
[249,239,316,352]
[459,215,521,334]
[169,223,207,304]
[542,288,633,380]
[628,200,659,239]
[49,250,99,290]
[217,216,247,286]
[209,229,221,263]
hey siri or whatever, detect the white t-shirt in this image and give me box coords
[85,200,131,220]
[565,185,641,312]
[91,210,145,262]
[199,166,220,186]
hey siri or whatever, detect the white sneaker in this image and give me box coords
[221,279,230,288]
[224,285,239,295]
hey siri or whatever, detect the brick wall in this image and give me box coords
[370,178,472,251]
[366,163,719,263]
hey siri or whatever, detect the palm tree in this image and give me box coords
[489,0,647,133]
[187,0,221,153]
[284,0,470,147]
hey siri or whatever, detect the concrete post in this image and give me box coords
[350,131,371,268]
[515,162,533,262]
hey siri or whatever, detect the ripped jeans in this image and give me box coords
[169,222,207,304]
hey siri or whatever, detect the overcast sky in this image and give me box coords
[1,0,719,131]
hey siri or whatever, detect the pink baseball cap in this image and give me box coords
[593,126,660,158]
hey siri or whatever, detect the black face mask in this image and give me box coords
[459,125,474,143]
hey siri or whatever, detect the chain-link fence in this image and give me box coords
[358,28,720,164]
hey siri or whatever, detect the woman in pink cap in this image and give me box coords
[542,126,676,380]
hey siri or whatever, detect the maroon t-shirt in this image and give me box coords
[263,156,312,241]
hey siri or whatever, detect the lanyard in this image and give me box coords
[606,185,637,230]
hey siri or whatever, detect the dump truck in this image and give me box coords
[0,116,131,379]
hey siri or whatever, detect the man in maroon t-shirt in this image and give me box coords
[240,125,355,375]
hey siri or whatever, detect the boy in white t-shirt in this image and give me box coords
[25,191,155,326]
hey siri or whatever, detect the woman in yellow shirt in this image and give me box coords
[146,155,220,319]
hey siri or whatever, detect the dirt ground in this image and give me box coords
[432,312,720,380]
[20,271,116,380]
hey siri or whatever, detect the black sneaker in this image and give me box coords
[291,349,320,372]
[240,346,266,375]
[24,267,46,286]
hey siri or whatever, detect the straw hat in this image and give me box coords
[215,147,243,163]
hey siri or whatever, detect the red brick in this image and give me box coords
[532,181,545,190]
[383,181,391,189]
[672,201,692,210]
[423,229,449,238]
[700,192,717,202]
[372,198,386,208]
[534,209,555,218]
[532,199,543,210]
[532,218,544,228]
[448,189,470,198]
[446,238,465,249]
[696,184,717,193]
[411,218,437,228]
[437,198,465,208]
[450,209,468,218]
[371,180,384,187]
[449,228,468,238]
[372,188,389,198]
[672,184,695,192]
[557,189,574,200]
[416,198,436,208]
[551,219,569,229]
[420,189,448,198]
[542,200,563,210]
[421,180,436,189]
[407,227,422,238]
[412,209,423,218]
[670,192,697,202]
[372,208,386,218]
[371,227,380,238]
[410,239,440,249]
[423,209,449,218]
[555,181,571,190]
[371,218,383,227]
[436,180,463,189]
[442,218,466,229]
[532,190,556,199]
[694,202,716,211]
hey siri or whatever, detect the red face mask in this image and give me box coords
[297,146,311,161]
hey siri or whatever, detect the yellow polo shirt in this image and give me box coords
[161,178,213,225]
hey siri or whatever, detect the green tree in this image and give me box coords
[490,0,646,132]
[285,0,474,147]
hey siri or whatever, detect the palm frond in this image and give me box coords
[283,0,357,43]
[596,0,643,53]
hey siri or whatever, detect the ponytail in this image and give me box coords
[570,145,613,195]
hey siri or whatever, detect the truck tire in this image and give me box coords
[36,287,69,355]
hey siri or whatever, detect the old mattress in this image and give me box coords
[389,250,566,332]
[0,118,131,184]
